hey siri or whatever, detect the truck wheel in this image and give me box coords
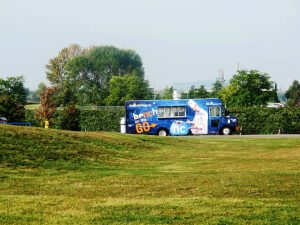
[221,127,231,135]
[158,129,168,136]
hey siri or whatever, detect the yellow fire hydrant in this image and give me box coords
[45,120,49,129]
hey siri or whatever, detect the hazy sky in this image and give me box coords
[0,0,299,91]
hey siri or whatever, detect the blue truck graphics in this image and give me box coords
[125,98,239,136]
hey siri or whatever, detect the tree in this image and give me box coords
[45,44,83,106]
[26,82,47,103]
[188,85,210,98]
[161,86,174,99]
[105,75,153,106]
[35,87,56,126]
[57,104,80,131]
[270,83,280,103]
[210,79,224,98]
[285,80,300,107]
[46,44,82,85]
[0,76,26,105]
[0,76,26,121]
[0,95,25,121]
[219,70,275,107]
[64,45,145,105]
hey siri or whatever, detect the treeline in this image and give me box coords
[1,44,300,134]
[23,106,300,134]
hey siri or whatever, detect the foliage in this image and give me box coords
[187,85,210,98]
[271,83,280,103]
[79,107,125,131]
[27,107,124,132]
[210,79,224,98]
[25,104,300,134]
[220,70,275,107]
[0,76,26,105]
[161,86,173,99]
[285,80,300,107]
[25,109,39,126]
[46,44,82,85]
[54,104,80,131]
[26,82,47,103]
[230,106,300,134]
[0,125,299,224]
[65,45,145,105]
[45,44,83,106]
[105,75,153,106]
[0,76,26,121]
[34,87,56,126]
[0,95,25,121]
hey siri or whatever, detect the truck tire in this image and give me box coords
[158,129,168,136]
[221,127,231,135]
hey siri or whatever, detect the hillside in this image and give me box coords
[0,125,299,224]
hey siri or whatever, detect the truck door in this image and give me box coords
[208,106,222,134]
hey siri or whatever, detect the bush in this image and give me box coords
[25,109,39,127]
[53,105,80,131]
[230,107,300,134]
[0,96,25,121]
[25,106,300,134]
[79,107,125,131]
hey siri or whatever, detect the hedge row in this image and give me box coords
[25,107,300,134]
[230,107,300,134]
[25,107,125,132]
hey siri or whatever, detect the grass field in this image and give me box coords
[0,125,299,224]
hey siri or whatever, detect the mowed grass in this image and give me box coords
[0,125,299,225]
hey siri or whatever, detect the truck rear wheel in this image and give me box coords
[221,127,231,135]
[158,129,168,136]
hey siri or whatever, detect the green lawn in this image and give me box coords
[0,125,299,224]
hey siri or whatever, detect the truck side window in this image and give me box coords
[158,106,186,118]
[209,106,221,117]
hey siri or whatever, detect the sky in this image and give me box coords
[0,0,299,91]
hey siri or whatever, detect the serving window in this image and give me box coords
[158,106,186,118]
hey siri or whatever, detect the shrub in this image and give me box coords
[230,107,300,134]
[0,95,25,121]
[54,105,80,131]
[25,106,300,134]
[79,107,125,131]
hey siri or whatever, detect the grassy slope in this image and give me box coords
[0,125,299,225]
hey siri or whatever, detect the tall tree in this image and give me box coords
[219,70,275,107]
[270,83,280,103]
[65,46,145,105]
[0,76,26,105]
[0,96,25,121]
[161,86,174,99]
[210,79,224,98]
[0,76,26,121]
[46,44,82,85]
[35,87,56,127]
[188,85,210,98]
[105,75,153,106]
[285,80,300,107]
[26,82,47,103]
[45,44,83,106]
